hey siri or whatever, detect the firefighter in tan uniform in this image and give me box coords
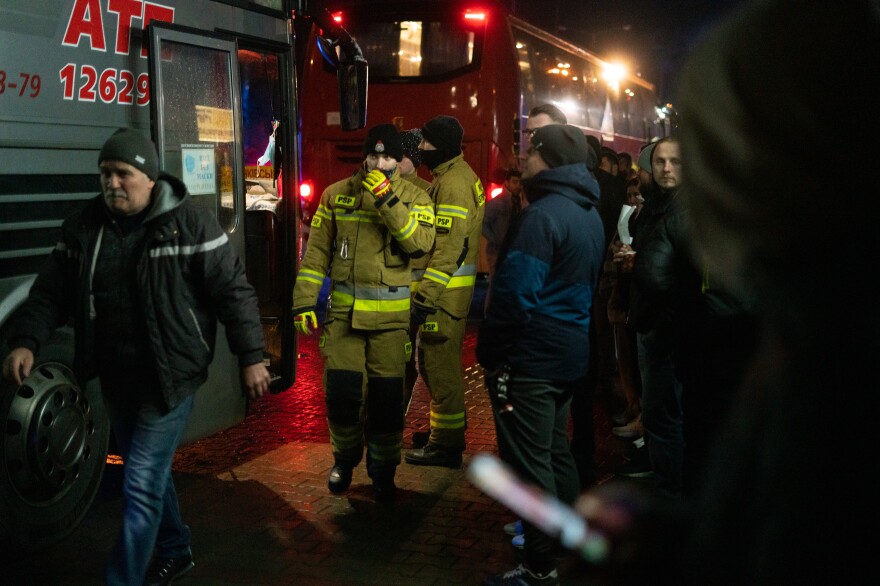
[292,124,435,501]
[398,128,433,408]
[404,115,485,468]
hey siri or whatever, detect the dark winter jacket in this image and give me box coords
[628,187,677,334]
[7,172,264,410]
[477,163,603,380]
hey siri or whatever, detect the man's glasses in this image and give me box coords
[524,128,536,137]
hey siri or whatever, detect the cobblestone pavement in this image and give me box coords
[7,320,632,585]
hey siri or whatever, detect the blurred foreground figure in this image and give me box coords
[577,1,878,584]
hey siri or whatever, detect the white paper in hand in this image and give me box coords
[617,205,636,245]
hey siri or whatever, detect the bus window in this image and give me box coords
[151,39,240,232]
[345,18,482,80]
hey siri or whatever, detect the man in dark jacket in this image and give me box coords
[478,124,602,586]
[626,136,686,501]
[2,129,270,586]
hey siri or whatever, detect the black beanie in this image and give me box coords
[421,115,463,155]
[399,128,423,167]
[585,135,601,172]
[363,123,403,161]
[99,128,159,180]
[531,125,592,169]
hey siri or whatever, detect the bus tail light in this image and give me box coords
[299,180,313,201]
[464,10,486,23]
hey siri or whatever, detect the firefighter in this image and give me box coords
[292,124,435,501]
[405,115,485,468]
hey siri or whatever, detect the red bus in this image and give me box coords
[297,0,666,252]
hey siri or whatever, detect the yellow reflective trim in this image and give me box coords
[424,268,450,285]
[370,443,403,461]
[430,410,466,429]
[393,217,418,241]
[297,273,324,286]
[315,204,332,219]
[300,268,324,279]
[447,274,477,288]
[436,204,468,219]
[331,290,355,306]
[352,297,410,313]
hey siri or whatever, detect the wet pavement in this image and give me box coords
[7,320,634,585]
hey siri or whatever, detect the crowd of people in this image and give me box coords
[3,0,875,583]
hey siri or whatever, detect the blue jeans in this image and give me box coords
[103,390,194,585]
[637,320,684,500]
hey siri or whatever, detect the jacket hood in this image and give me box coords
[522,163,600,209]
[146,171,189,221]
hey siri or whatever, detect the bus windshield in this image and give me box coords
[345,17,482,79]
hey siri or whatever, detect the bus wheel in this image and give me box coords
[0,362,110,551]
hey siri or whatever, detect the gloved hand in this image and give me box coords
[294,310,319,335]
[362,169,393,200]
[411,295,436,326]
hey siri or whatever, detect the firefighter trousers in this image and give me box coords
[416,308,468,451]
[320,318,410,476]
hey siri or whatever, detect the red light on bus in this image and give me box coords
[331,11,343,24]
[299,180,313,200]
[464,10,486,23]
[489,185,503,199]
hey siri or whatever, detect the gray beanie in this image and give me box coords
[530,125,591,169]
[637,142,656,172]
[99,128,159,180]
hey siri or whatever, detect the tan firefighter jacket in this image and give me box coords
[293,167,435,330]
[412,153,485,318]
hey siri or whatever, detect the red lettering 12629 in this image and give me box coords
[59,64,149,106]
[0,71,41,97]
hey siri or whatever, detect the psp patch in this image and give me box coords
[416,211,435,225]
[436,215,452,232]
[420,321,439,333]
[335,194,356,208]
[473,180,486,206]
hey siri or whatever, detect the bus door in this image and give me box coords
[147,23,296,444]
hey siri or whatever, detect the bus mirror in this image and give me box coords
[312,9,368,131]
[338,56,368,131]
[316,36,339,68]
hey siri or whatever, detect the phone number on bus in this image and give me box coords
[59,64,149,105]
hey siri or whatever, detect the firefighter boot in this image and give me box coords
[328,464,353,494]
[369,465,397,502]
[404,443,462,469]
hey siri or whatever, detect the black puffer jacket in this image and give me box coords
[8,172,263,410]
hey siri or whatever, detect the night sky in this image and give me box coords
[508,0,747,103]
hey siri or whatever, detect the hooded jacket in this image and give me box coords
[8,172,264,410]
[477,163,603,380]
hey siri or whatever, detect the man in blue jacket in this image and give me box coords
[478,124,602,586]
[2,129,270,586]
